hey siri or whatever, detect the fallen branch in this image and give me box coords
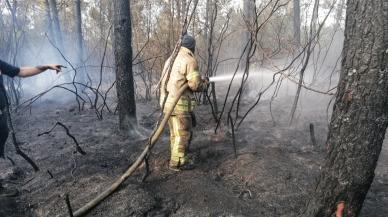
[38,122,86,155]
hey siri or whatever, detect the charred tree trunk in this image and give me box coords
[304,0,388,216]
[293,0,301,45]
[113,0,137,132]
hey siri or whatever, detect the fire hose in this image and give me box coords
[72,84,189,217]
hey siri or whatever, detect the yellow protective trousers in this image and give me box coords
[168,114,192,167]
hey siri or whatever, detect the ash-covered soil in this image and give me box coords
[0,97,387,217]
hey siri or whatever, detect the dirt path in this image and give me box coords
[0,99,387,217]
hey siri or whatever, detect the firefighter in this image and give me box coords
[0,60,63,197]
[160,34,209,171]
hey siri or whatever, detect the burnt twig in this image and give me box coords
[1,78,39,171]
[141,152,150,183]
[45,33,82,112]
[38,122,86,155]
[10,132,40,171]
[309,123,317,146]
[4,99,40,171]
[228,114,237,158]
[47,170,54,179]
[6,155,15,166]
[95,25,113,111]
[65,194,74,217]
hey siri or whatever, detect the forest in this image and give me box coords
[0,0,387,217]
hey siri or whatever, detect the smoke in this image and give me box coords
[211,29,344,126]
[12,29,110,105]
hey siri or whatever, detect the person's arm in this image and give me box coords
[0,59,20,78]
[185,58,209,92]
[18,64,63,78]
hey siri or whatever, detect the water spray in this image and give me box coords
[208,73,245,83]
[207,70,274,83]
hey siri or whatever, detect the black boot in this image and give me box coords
[169,160,195,172]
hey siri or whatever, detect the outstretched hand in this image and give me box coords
[46,64,66,73]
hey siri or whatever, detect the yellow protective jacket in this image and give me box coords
[160,47,207,115]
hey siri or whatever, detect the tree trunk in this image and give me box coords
[176,0,181,26]
[202,0,211,105]
[335,0,346,29]
[48,0,64,52]
[74,0,86,83]
[44,0,55,41]
[242,0,253,56]
[113,0,137,132]
[48,0,72,81]
[167,0,174,53]
[293,0,301,45]
[311,0,319,36]
[304,0,388,216]
[203,0,218,114]
[182,0,187,18]
[240,0,254,98]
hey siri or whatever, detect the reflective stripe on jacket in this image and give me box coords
[160,47,206,115]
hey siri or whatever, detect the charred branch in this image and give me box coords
[38,122,86,155]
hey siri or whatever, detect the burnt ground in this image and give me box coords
[0,97,387,217]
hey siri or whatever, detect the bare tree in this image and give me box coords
[303,0,388,216]
[293,0,301,45]
[113,0,137,132]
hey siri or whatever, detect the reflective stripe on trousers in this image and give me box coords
[168,114,192,167]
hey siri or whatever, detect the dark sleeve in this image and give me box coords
[0,59,20,78]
